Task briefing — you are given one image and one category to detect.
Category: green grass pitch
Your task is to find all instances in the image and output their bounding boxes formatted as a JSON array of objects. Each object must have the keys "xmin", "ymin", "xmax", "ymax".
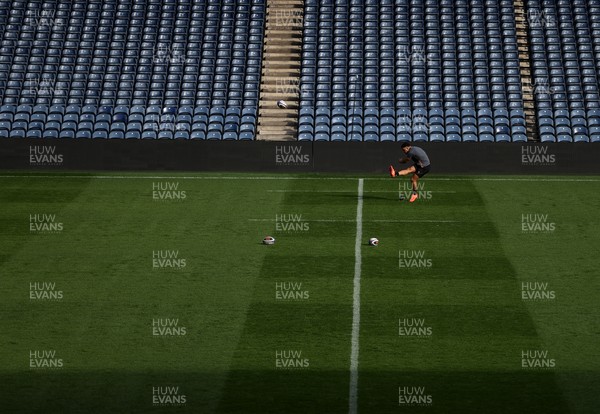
[{"xmin": 1, "ymin": 172, "xmax": 599, "ymax": 413}]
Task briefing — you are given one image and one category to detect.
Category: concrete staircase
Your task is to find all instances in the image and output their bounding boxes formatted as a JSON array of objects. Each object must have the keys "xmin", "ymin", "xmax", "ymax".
[
  {"xmin": 256, "ymin": 0, "xmax": 303, "ymax": 141},
  {"xmin": 514, "ymin": 0, "xmax": 540, "ymax": 142}
]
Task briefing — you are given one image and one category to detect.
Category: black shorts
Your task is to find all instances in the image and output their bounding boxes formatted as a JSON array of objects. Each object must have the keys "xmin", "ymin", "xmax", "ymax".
[{"xmin": 414, "ymin": 164, "xmax": 430, "ymax": 178}]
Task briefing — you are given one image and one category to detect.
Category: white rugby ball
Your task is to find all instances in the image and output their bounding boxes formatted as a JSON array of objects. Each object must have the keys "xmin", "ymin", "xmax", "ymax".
[
  {"xmin": 263, "ymin": 236, "xmax": 276, "ymax": 245},
  {"xmin": 368, "ymin": 237, "xmax": 379, "ymax": 246}
]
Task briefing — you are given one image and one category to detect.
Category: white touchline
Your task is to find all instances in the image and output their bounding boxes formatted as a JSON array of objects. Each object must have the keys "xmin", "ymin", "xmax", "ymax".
[
  {"xmin": 0, "ymin": 175, "xmax": 361, "ymax": 180},
  {"xmin": 266, "ymin": 189, "xmax": 457, "ymax": 193},
  {"xmin": 248, "ymin": 218, "xmax": 458, "ymax": 223},
  {"xmin": 349, "ymin": 178, "xmax": 363, "ymax": 414},
  {"xmin": 424, "ymin": 177, "xmax": 600, "ymax": 182},
  {"xmin": 0, "ymin": 175, "xmax": 599, "ymax": 182}
]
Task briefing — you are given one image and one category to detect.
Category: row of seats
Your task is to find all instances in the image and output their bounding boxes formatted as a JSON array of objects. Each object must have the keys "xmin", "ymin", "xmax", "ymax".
[
  {"xmin": 0, "ymin": 104, "xmax": 257, "ymax": 139},
  {"xmin": 298, "ymin": 0, "xmax": 528, "ymax": 141},
  {"xmin": 527, "ymin": 0, "xmax": 600, "ymax": 142},
  {"xmin": 0, "ymin": 0, "xmax": 265, "ymax": 140},
  {"xmin": 298, "ymin": 107, "xmax": 527, "ymax": 141}
]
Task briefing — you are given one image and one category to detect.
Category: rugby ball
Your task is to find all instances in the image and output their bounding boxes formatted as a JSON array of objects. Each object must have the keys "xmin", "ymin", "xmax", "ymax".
[
  {"xmin": 263, "ymin": 236, "xmax": 276, "ymax": 245},
  {"xmin": 368, "ymin": 237, "xmax": 379, "ymax": 246},
  {"xmin": 277, "ymin": 100, "xmax": 288, "ymax": 109}
]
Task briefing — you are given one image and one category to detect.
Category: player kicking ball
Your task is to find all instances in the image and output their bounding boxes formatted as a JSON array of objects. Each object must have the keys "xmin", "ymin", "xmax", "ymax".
[{"xmin": 389, "ymin": 142, "xmax": 431, "ymax": 203}]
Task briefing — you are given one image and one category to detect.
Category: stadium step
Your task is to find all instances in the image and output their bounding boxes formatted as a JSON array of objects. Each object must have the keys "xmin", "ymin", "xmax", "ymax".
[
  {"xmin": 256, "ymin": 0, "xmax": 303, "ymax": 141},
  {"xmin": 257, "ymin": 114, "xmax": 297, "ymax": 124},
  {"xmin": 256, "ymin": 130, "xmax": 298, "ymax": 140},
  {"xmin": 514, "ymin": 0, "xmax": 540, "ymax": 142},
  {"xmin": 262, "ymin": 60, "xmax": 301, "ymax": 69},
  {"xmin": 262, "ymin": 68, "xmax": 301, "ymax": 75}
]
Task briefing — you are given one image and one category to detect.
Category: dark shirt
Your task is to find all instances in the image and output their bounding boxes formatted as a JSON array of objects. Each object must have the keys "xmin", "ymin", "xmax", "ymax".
[{"xmin": 406, "ymin": 146, "xmax": 430, "ymax": 167}]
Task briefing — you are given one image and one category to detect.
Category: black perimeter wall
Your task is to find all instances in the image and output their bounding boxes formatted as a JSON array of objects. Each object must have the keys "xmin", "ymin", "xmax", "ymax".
[{"xmin": 1, "ymin": 138, "xmax": 599, "ymax": 174}]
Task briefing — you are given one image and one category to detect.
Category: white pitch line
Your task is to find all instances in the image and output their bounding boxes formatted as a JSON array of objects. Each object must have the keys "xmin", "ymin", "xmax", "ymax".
[
  {"xmin": 0, "ymin": 175, "xmax": 361, "ymax": 180},
  {"xmin": 349, "ymin": 178, "xmax": 363, "ymax": 414},
  {"xmin": 266, "ymin": 189, "xmax": 457, "ymax": 193},
  {"xmin": 248, "ymin": 218, "xmax": 458, "ymax": 223},
  {"xmin": 0, "ymin": 175, "xmax": 599, "ymax": 182},
  {"xmin": 267, "ymin": 189, "xmax": 372, "ymax": 193},
  {"xmin": 424, "ymin": 177, "xmax": 600, "ymax": 182}
]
